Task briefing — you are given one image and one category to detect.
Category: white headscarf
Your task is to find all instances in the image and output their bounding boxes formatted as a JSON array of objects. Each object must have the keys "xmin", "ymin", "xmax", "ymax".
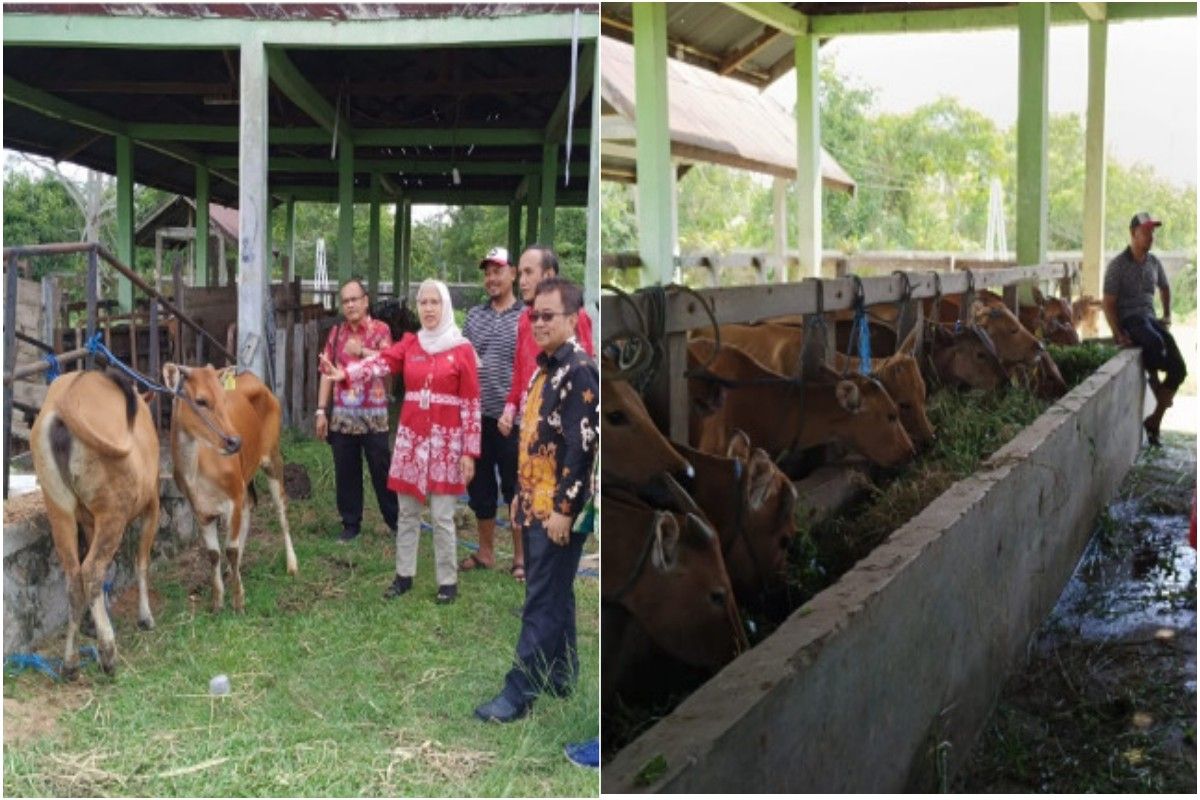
[{"xmin": 416, "ymin": 279, "xmax": 470, "ymax": 355}]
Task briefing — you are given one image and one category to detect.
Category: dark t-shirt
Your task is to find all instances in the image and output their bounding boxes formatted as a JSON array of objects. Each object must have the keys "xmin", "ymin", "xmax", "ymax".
[{"xmin": 1103, "ymin": 246, "xmax": 1168, "ymax": 323}]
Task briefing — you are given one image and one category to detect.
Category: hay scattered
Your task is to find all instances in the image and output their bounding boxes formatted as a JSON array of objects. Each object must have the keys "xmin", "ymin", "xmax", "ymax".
[{"xmin": 381, "ymin": 731, "xmax": 497, "ymax": 788}]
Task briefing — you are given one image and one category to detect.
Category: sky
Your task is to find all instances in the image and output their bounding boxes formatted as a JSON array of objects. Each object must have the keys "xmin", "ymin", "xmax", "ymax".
[{"xmin": 764, "ymin": 17, "xmax": 1197, "ymax": 189}]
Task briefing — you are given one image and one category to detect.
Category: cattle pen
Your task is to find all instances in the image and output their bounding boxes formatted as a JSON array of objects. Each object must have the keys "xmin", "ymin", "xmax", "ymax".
[{"xmin": 599, "ymin": 262, "xmax": 1159, "ymax": 792}]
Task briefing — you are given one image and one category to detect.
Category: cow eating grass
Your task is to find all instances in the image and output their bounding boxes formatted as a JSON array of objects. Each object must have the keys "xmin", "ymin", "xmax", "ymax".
[
  {"xmin": 164, "ymin": 363, "xmax": 297, "ymax": 613},
  {"xmin": 30, "ymin": 370, "xmax": 161, "ymax": 678}
]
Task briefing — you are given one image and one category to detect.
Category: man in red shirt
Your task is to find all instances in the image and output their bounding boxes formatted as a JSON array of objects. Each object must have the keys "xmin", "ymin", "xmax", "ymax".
[
  {"xmin": 497, "ymin": 245, "xmax": 594, "ymax": 438},
  {"xmin": 316, "ymin": 278, "xmax": 397, "ymax": 542}
]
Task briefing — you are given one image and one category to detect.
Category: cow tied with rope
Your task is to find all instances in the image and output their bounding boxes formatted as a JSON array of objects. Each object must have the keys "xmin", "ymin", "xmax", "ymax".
[{"xmin": 164, "ymin": 363, "xmax": 298, "ymax": 613}]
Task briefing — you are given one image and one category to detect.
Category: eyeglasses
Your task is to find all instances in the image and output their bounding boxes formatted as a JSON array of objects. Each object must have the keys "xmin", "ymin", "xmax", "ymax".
[
  {"xmin": 530, "ymin": 310, "xmax": 569, "ymax": 324},
  {"xmin": 341, "ymin": 295, "xmax": 366, "ymax": 306}
]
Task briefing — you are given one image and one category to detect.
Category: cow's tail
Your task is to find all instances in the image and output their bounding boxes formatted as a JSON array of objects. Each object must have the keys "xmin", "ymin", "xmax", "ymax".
[
  {"xmin": 33, "ymin": 410, "xmax": 79, "ymax": 513},
  {"xmin": 58, "ymin": 371, "xmax": 137, "ymax": 459}
]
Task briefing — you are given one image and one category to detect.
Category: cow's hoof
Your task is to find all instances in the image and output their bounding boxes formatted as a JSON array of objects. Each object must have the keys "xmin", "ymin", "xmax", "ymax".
[
  {"xmin": 62, "ymin": 663, "xmax": 80, "ymax": 682},
  {"xmin": 137, "ymin": 617, "xmax": 155, "ymax": 631}
]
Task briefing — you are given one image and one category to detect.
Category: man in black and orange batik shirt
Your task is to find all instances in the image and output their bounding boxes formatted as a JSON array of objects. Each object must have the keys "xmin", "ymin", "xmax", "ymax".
[{"xmin": 474, "ymin": 276, "xmax": 599, "ymax": 723}]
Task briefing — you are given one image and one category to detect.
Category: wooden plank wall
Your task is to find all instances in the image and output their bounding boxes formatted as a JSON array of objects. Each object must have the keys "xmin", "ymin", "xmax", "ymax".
[{"xmin": 10, "ymin": 278, "xmax": 47, "ymax": 444}]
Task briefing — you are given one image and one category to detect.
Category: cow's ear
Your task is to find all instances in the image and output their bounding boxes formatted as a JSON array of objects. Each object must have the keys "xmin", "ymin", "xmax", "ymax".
[
  {"xmin": 216, "ymin": 366, "xmax": 237, "ymax": 388},
  {"xmin": 835, "ymin": 380, "xmax": 862, "ymax": 414},
  {"xmin": 745, "ymin": 450, "xmax": 775, "ymax": 510},
  {"xmin": 650, "ymin": 512, "xmax": 680, "ymax": 572},
  {"xmin": 726, "ymin": 429, "xmax": 752, "ymax": 461},
  {"xmin": 897, "ymin": 326, "xmax": 919, "ymax": 355},
  {"xmin": 1031, "ymin": 286, "xmax": 1046, "ymax": 307}
]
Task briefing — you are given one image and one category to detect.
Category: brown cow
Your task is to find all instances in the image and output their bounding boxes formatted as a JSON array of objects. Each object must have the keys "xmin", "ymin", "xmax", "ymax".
[
  {"xmin": 30, "ymin": 371, "xmax": 160, "ymax": 677},
  {"xmin": 600, "ymin": 366, "xmax": 694, "ymax": 503},
  {"xmin": 687, "ymin": 340, "xmax": 917, "ymax": 467},
  {"xmin": 706, "ymin": 324, "xmax": 936, "ymax": 448},
  {"xmin": 928, "ymin": 290, "xmax": 1045, "ymax": 368},
  {"xmin": 671, "ymin": 436, "xmax": 797, "ymax": 605},
  {"xmin": 602, "ymin": 490, "xmax": 747, "ymax": 677},
  {"xmin": 1072, "ymin": 295, "xmax": 1105, "ymax": 339},
  {"xmin": 164, "ymin": 364, "xmax": 298, "ymax": 612},
  {"xmin": 1023, "ymin": 287, "xmax": 1081, "ymax": 346},
  {"xmin": 921, "ymin": 321, "xmax": 1010, "ymax": 391}
]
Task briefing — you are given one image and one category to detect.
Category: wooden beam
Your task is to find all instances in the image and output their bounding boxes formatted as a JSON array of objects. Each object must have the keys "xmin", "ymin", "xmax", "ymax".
[
  {"xmin": 195, "ymin": 166, "xmax": 210, "ymax": 287},
  {"xmin": 239, "ymin": 37, "xmax": 271, "ymax": 379},
  {"xmin": 545, "ymin": 41, "xmax": 597, "ymax": 143},
  {"xmin": 266, "ymin": 47, "xmax": 353, "ymax": 146},
  {"xmin": 808, "ymin": 5, "xmax": 1017, "ymax": 35},
  {"xmin": 206, "ymin": 155, "xmax": 584, "ymax": 175},
  {"xmin": 718, "ymin": 27, "xmax": 782, "ymax": 76},
  {"xmin": 1082, "ymin": 19, "xmax": 1109, "ymax": 297},
  {"xmin": 1016, "ymin": 4, "xmax": 1050, "ymax": 270},
  {"xmin": 633, "ymin": 2, "xmax": 675, "ymax": 286},
  {"xmin": 125, "ymin": 124, "xmax": 588, "ymax": 147},
  {"xmin": 724, "ymin": 3, "xmax": 808, "ymax": 36}
]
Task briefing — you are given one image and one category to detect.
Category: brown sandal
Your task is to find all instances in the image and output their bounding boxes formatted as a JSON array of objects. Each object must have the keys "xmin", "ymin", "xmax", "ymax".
[{"xmin": 459, "ymin": 553, "xmax": 493, "ymax": 571}]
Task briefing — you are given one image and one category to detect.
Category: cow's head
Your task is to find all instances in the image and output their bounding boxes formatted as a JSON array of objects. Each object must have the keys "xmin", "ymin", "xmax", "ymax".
[
  {"xmin": 162, "ymin": 363, "xmax": 243, "ymax": 455},
  {"xmin": 972, "ymin": 300, "xmax": 1044, "ymax": 366},
  {"xmin": 928, "ymin": 324, "xmax": 1010, "ymax": 391},
  {"xmin": 601, "ymin": 368, "xmax": 693, "ymax": 499},
  {"xmin": 875, "ymin": 346, "xmax": 936, "ymax": 448},
  {"xmin": 604, "ymin": 497, "xmax": 747, "ymax": 669},
  {"xmin": 737, "ymin": 446, "xmax": 797, "ymax": 595},
  {"xmin": 1041, "ymin": 297, "xmax": 1081, "ymax": 346},
  {"xmin": 829, "ymin": 371, "xmax": 917, "ymax": 468}
]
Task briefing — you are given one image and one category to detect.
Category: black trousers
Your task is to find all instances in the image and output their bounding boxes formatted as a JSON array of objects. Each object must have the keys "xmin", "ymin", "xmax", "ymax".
[
  {"xmin": 467, "ymin": 417, "xmax": 518, "ymax": 521},
  {"xmin": 502, "ymin": 521, "xmax": 586, "ymax": 706},
  {"xmin": 328, "ymin": 430, "xmax": 398, "ymax": 534},
  {"xmin": 1123, "ymin": 315, "xmax": 1187, "ymax": 393}
]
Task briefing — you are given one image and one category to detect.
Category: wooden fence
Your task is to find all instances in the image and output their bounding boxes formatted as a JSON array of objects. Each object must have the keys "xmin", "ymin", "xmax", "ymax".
[{"xmin": 600, "ymin": 262, "xmax": 1079, "ymax": 442}]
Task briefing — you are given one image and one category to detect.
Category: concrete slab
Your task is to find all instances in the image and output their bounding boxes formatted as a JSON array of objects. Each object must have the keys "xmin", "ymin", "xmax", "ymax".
[{"xmin": 604, "ymin": 349, "xmax": 1146, "ymax": 793}]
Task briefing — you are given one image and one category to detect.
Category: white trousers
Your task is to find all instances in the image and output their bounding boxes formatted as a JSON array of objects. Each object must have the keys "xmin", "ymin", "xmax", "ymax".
[{"xmin": 395, "ymin": 493, "xmax": 458, "ymax": 587}]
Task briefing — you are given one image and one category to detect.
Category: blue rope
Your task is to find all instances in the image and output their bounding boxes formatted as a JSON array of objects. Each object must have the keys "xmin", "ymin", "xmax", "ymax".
[
  {"xmin": 855, "ymin": 308, "xmax": 871, "ymax": 374},
  {"xmin": 5, "ymin": 646, "xmax": 99, "ymax": 683},
  {"xmin": 85, "ymin": 332, "xmax": 174, "ymax": 395},
  {"xmin": 42, "ymin": 352, "xmax": 62, "ymax": 383}
]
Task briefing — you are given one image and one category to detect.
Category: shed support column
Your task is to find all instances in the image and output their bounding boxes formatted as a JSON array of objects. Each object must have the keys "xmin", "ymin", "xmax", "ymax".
[
  {"xmin": 368, "ymin": 173, "xmax": 381, "ymax": 298},
  {"xmin": 526, "ymin": 175, "xmax": 541, "ymax": 245},
  {"xmin": 772, "ymin": 178, "xmax": 789, "ymax": 282},
  {"xmin": 283, "ymin": 194, "xmax": 296, "ymax": 283},
  {"xmin": 400, "ymin": 199, "xmax": 412, "ymax": 301},
  {"xmin": 393, "ymin": 198, "xmax": 404, "ymax": 299},
  {"xmin": 1082, "ymin": 18, "xmax": 1108, "ymax": 298},
  {"xmin": 794, "ymin": 34, "xmax": 822, "ymax": 278},
  {"xmin": 1017, "ymin": 2, "xmax": 1050, "ymax": 275},
  {"xmin": 115, "ymin": 135, "xmax": 134, "ymax": 311},
  {"xmin": 238, "ymin": 37, "xmax": 270, "ymax": 380},
  {"xmin": 585, "ymin": 42, "xmax": 601, "ymax": 346},
  {"xmin": 508, "ymin": 202, "xmax": 522, "ymax": 264},
  {"xmin": 338, "ymin": 140, "xmax": 355, "ymax": 284},
  {"xmin": 195, "ymin": 166, "xmax": 210, "ymax": 288},
  {"xmin": 540, "ymin": 143, "xmax": 559, "ymax": 245},
  {"xmin": 633, "ymin": 2, "xmax": 674, "ymax": 287}
]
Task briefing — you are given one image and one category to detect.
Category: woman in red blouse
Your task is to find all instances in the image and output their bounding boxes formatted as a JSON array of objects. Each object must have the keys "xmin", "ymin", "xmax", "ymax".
[{"xmin": 322, "ymin": 279, "xmax": 481, "ymax": 603}]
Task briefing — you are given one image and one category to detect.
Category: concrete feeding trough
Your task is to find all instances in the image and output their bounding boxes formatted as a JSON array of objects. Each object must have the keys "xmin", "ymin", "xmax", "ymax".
[{"xmin": 605, "ymin": 348, "xmax": 1145, "ymax": 793}]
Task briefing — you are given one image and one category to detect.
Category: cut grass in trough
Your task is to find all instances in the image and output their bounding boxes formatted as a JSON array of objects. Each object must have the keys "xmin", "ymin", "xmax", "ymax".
[{"xmin": 3, "ymin": 429, "xmax": 599, "ymax": 797}]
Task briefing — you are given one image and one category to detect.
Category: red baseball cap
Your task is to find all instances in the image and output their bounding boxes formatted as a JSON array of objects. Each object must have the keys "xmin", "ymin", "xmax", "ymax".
[
  {"xmin": 1129, "ymin": 212, "xmax": 1163, "ymax": 230},
  {"xmin": 479, "ymin": 246, "xmax": 510, "ymax": 269}
]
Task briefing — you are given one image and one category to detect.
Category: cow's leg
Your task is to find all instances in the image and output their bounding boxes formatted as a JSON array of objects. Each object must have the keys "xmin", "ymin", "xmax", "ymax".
[
  {"xmin": 45, "ymin": 501, "xmax": 84, "ymax": 680},
  {"xmin": 135, "ymin": 496, "xmax": 160, "ymax": 630},
  {"xmin": 225, "ymin": 495, "xmax": 248, "ymax": 613},
  {"xmin": 200, "ymin": 514, "xmax": 225, "ymax": 613},
  {"xmin": 79, "ymin": 515, "xmax": 124, "ymax": 675},
  {"xmin": 264, "ymin": 450, "xmax": 298, "ymax": 576}
]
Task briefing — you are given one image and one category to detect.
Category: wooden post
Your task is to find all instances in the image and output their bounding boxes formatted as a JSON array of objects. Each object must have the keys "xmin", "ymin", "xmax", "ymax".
[
  {"xmin": 290, "ymin": 321, "xmax": 305, "ymax": 427},
  {"xmin": 173, "ymin": 256, "xmax": 185, "ymax": 363},
  {"xmin": 239, "ymin": 36, "xmax": 270, "ymax": 378},
  {"xmin": 195, "ymin": 166, "xmax": 210, "ymax": 287},
  {"xmin": 338, "ymin": 140, "xmax": 355, "ymax": 285},
  {"xmin": 1081, "ymin": 19, "xmax": 1108, "ymax": 298},
  {"xmin": 540, "ymin": 142, "xmax": 559, "ymax": 245},
  {"xmin": 304, "ymin": 320, "xmax": 319, "ymax": 434},
  {"xmin": 115, "ymin": 135, "xmax": 134, "ymax": 312},
  {"xmin": 633, "ymin": 1, "xmax": 673, "ymax": 286},
  {"xmin": 368, "ymin": 173, "xmax": 382, "ymax": 298},
  {"xmin": 4, "ymin": 252, "xmax": 19, "ymax": 498},
  {"xmin": 149, "ymin": 296, "xmax": 161, "ymax": 429},
  {"xmin": 794, "ymin": 33, "xmax": 822, "ymax": 278}
]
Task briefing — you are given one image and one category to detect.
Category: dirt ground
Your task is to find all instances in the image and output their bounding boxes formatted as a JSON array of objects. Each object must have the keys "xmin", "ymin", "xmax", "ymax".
[{"xmin": 957, "ymin": 430, "xmax": 1197, "ymax": 793}]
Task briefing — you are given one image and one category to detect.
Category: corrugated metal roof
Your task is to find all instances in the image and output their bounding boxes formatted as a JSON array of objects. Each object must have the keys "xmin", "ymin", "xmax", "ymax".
[
  {"xmin": 5, "ymin": 4, "xmax": 595, "ymax": 21},
  {"xmin": 600, "ymin": 36, "xmax": 855, "ymax": 192}
]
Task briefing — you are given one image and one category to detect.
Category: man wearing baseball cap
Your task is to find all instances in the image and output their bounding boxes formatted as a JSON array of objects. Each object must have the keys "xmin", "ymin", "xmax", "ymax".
[
  {"xmin": 1102, "ymin": 212, "xmax": 1187, "ymax": 446},
  {"xmin": 460, "ymin": 246, "xmax": 524, "ymax": 573}
]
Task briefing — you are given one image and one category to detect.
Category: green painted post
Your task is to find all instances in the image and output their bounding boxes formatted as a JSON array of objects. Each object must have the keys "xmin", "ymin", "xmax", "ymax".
[
  {"xmin": 633, "ymin": 1, "xmax": 674, "ymax": 286},
  {"xmin": 283, "ymin": 194, "xmax": 296, "ymax": 282},
  {"xmin": 400, "ymin": 199, "xmax": 413, "ymax": 301},
  {"xmin": 1017, "ymin": 2, "xmax": 1049, "ymax": 276},
  {"xmin": 115, "ymin": 135, "xmax": 134, "ymax": 311},
  {"xmin": 195, "ymin": 165, "xmax": 210, "ymax": 288},
  {"xmin": 540, "ymin": 142, "xmax": 559, "ymax": 245},
  {"xmin": 1082, "ymin": 19, "xmax": 1108, "ymax": 298},
  {"xmin": 794, "ymin": 34, "xmax": 822, "ymax": 278},
  {"xmin": 338, "ymin": 140, "xmax": 355, "ymax": 283},
  {"xmin": 508, "ymin": 202, "xmax": 522, "ymax": 262},
  {"xmin": 368, "ymin": 173, "xmax": 381, "ymax": 298},
  {"xmin": 393, "ymin": 198, "xmax": 403, "ymax": 300},
  {"xmin": 526, "ymin": 174, "xmax": 541, "ymax": 245}
]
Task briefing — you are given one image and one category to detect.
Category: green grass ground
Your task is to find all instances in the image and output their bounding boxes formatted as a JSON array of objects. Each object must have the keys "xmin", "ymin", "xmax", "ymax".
[{"xmin": 3, "ymin": 430, "xmax": 599, "ymax": 797}]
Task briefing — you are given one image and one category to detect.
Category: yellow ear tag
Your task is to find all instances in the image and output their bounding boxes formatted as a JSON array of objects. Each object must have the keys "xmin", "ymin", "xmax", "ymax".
[{"xmin": 222, "ymin": 372, "xmax": 237, "ymax": 391}]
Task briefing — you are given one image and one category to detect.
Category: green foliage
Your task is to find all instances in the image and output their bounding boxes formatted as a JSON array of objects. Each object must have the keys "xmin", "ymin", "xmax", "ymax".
[
  {"xmin": 1170, "ymin": 259, "xmax": 1196, "ymax": 319},
  {"xmin": 2, "ymin": 169, "xmax": 82, "ymax": 277},
  {"xmin": 599, "ymin": 58, "xmax": 1197, "ymax": 263}
]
